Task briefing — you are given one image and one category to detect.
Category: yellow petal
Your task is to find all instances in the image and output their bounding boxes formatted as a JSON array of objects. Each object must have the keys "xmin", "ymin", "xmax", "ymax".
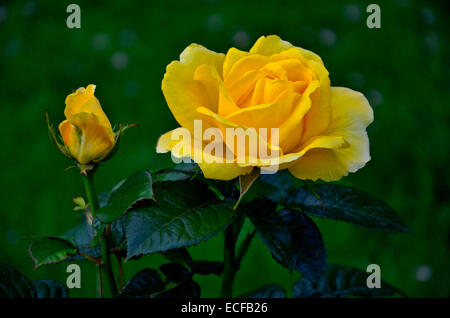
[
  {"xmin": 250, "ymin": 35, "xmax": 293, "ymax": 56},
  {"xmin": 193, "ymin": 64, "xmax": 241, "ymax": 119},
  {"xmin": 59, "ymin": 112, "xmax": 116, "ymax": 164},
  {"xmin": 278, "ymin": 80, "xmax": 320, "ymax": 152},
  {"xmin": 156, "ymin": 127, "xmax": 189, "ymax": 155},
  {"xmin": 223, "ymin": 47, "xmax": 249, "ymax": 79},
  {"xmin": 275, "ymin": 48, "xmax": 331, "ymax": 141},
  {"xmin": 327, "ymin": 87, "xmax": 374, "ymax": 128},
  {"xmin": 59, "ymin": 120, "xmax": 81, "ymax": 160},
  {"xmin": 180, "ymin": 44, "xmax": 225, "ymax": 77},
  {"xmin": 226, "ymin": 69, "xmax": 267, "ymax": 107},
  {"xmin": 282, "ymin": 135, "xmax": 348, "ymax": 165},
  {"xmin": 223, "ymin": 54, "xmax": 269, "ymax": 90},
  {"xmin": 251, "ymin": 35, "xmax": 324, "ymax": 65},
  {"xmin": 288, "ymin": 87, "xmax": 373, "ymax": 181},
  {"xmin": 199, "ymin": 160, "xmax": 252, "ymax": 181},
  {"xmin": 288, "ymin": 150, "xmax": 347, "ymax": 181},
  {"xmin": 197, "ymin": 106, "xmax": 282, "ymax": 161},
  {"xmin": 156, "ymin": 128, "xmax": 252, "ymax": 180},
  {"xmin": 266, "ymin": 57, "xmax": 315, "ymax": 83},
  {"xmin": 64, "ymin": 84, "xmax": 113, "ymax": 131},
  {"xmin": 301, "ymin": 67, "xmax": 331, "ymax": 141},
  {"xmin": 257, "ymin": 78, "xmax": 291, "ymax": 104},
  {"xmin": 162, "ymin": 44, "xmax": 225, "ymax": 131},
  {"xmin": 250, "ymin": 40, "xmax": 330, "ymax": 139},
  {"xmin": 237, "ymin": 135, "xmax": 347, "ymax": 169},
  {"xmin": 225, "ymin": 91, "xmax": 300, "ymax": 132}
]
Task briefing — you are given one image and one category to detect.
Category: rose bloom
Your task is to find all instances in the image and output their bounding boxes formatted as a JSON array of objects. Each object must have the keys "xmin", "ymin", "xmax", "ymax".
[
  {"xmin": 59, "ymin": 84, "xmax": 116, "ymax": 164},
  {"xmin": 157, "ymin": 35, "xmax": 373, "ymax": 181}
]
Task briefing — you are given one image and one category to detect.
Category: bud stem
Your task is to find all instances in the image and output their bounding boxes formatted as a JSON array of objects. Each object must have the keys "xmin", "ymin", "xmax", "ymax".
[{"xmin": 82, "ymin": 172, "xmax": 118, "ymax": 298}]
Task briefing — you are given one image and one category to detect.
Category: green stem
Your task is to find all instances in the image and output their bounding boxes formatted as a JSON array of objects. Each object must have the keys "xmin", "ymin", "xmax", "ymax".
[
  {"xmin": 82, "ymin": 172, "xmax": 118, "ymax": 297},
  {"xmin": 116, "ymin": 254, "xmax": 125, "ymax": 291},
  {"xmin": 220, "ymin": 213, "xmax": 245, "ymax": 297},
  {"xmin": 82, "ymin": 173, "xmax": 98, "ymax": 217},
  {"xmin": 221, "ymin": 226, "xmax": 236, "ymax": 297},
  {"xmin": 96, "ymin": 264, "xmax": 104, "ymax": 298},
  {"xmin": 235, "ymin": 229, "xmax": 257, "ymax": 270}
]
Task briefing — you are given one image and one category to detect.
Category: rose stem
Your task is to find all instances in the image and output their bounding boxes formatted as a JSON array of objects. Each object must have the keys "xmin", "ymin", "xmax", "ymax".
[{"xmin": 220, "ymin": 213, "xmax": 245, "ymax": 297}]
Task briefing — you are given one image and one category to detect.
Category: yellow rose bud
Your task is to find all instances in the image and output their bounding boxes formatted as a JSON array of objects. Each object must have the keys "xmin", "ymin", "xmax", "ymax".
[
  {"xmin": 157, "ymin": 35, "xmax": 373, "ymax": 181},
  {"xmin": 58, "ymin": 84, "xmax": 116, "ymax": 165}
]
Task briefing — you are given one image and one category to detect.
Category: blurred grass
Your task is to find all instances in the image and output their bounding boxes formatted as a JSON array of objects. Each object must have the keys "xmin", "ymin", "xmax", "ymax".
[{"xmin": 0, "ymin": 0, "xmax": 449, "ymax": 297}]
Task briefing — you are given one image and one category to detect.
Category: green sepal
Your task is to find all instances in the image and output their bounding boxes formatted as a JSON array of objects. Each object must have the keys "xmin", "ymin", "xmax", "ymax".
[
  {"xmin": 101, "ymin": 123, "xmax": 137, "ymax": 163},
  {"xmin": 45, "ymin": 110, "xmax": 72, "ymax": 159}
]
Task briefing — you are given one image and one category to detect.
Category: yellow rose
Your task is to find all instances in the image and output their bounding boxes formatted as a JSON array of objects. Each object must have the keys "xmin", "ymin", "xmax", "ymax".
[
  {"xmin": 157, "ymin": 35, "xmax": 373, "ymax": 181},
  {"xmin": 58, "ymin": 84, "xmax": 116, "ymax": 165}
]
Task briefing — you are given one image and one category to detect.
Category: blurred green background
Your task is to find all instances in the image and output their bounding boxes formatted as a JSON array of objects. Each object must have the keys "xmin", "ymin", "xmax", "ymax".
[{"xmin": 0, "ymin": 0, "xmax": 448, "ymax": 297}]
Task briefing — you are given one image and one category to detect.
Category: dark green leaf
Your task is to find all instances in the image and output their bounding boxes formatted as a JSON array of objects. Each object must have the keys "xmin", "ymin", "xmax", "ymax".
[
  {"xmin": 155, "ymin": 164, "xmax": 238, "ymax": 199},
  {"xmin": 98, "ymin": 178, "xmax": 127, "ymax": 208},
  {"xmin": 110, "ymin": 216, "xmax": 127, "ymax": 254},
  {"xmin": 287, "ymin": 185, "xmax": 411, "ymax": 233},
  {"xmin": 243, "ymin": 284, "xmax": 286, "ymax": 298},
  {"xmin": 64, "ymin": 217, "xmax": 101, "ymax": 259},
  {"xmin": 279, "ymin": 209, "xmax": 326, "ymax": 281},
  {"xmin": 246, "ymin": 200, "xmax": 326, "ymax": 281},
  {"xmin": 98, "ymin": 191, "xmax": 112, "ymax": 208},
  {"xmin": 162, "ymin": 248, "xmax": 193, "ymax": 268},
  {"xmin": 245, "ymin": 200, "xmax": 291, "ymax": 264},
  {"xmin": 28, "ymin": 237, "xmax": 77, "ymax": 269},
  {"xmin": 161, "ymin": 249, "xmax": 223, "ymax": 275},
  {"xmin": 292, "ymin": 276, "xmax": 316, "ymax": 298},
  {"xmin": 159, "ymin": 263, "xmax": 191, "ymax": 283},
  {"xmin": 97, "ymin": 170, "xmax": 154, "ymax": 223},
  {"xmin": 32, "ymin": 280, "xmax": 68, "ymax": 298},
  {"xmin": 256, "ymin": 170, "xmax": 295, "ymax": 203},
  {"xmin": 153, "ymin": 163, "xmax": 199, "ymax": 182},
  {"xmin": 191, "ymin": 261, "xmax": 224, "ymax": 276},
  {"xmin": 81, "ymin": 216, "xmax": 126, "ymax": 253},
  {"xmin": 293, "ymin": 264, "xmax": 405, "ymax": 298},
  {"xmin": 0, "ymin": 263, "xmax": 36, "ymax": 298},
  {"xmin": 154, "ymin": 280, "xmax": 201, "ymax": 298},
  {"xmin": 119, "ymin": 269, "xmax": 165, "ymax": 298},
  {"xmin": 125, "ymin": 180, "xmax": 236, "ymax": 259}
]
